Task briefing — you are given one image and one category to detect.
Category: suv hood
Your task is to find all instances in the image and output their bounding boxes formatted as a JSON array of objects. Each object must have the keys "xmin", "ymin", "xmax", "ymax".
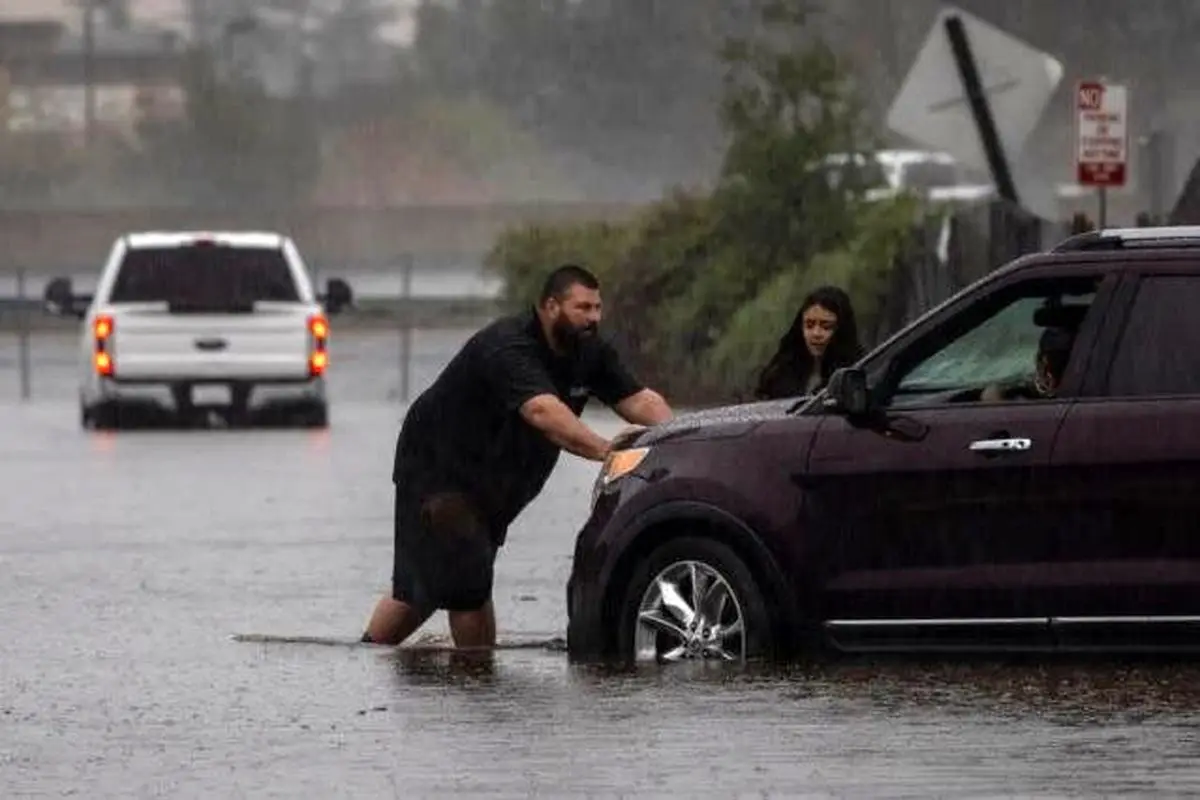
[{"xmin": 629, "ymin": 397, "xmax": 810, "ymax": 447}]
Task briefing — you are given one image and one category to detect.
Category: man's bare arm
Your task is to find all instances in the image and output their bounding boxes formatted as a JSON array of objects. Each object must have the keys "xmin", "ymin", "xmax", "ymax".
[
  {"xmin": 520, "ymin": 394, "xmax": 611, "ymax": 461},
  {"xmin": 614, "ymin": 388, "xmax": 673, "ymax": 426}
]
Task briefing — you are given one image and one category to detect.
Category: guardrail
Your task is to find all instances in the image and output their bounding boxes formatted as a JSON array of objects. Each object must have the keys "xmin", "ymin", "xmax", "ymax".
[
  {"xmin": 0, "ymin": 294, "xmax": 503, "ymax": 331},
  {"xmin": 0, "ymin": 262, "xmax": 506, "ymax": 403}
]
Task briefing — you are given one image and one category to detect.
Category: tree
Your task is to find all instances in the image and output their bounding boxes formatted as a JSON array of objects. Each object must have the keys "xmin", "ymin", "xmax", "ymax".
[
  {"xmin": 248, "ymin": 0, "xmax": 400, "ymax": 92},
  {"xmin": 714, "ymin": 0, "xmax": 878, "ymax": 269},
  {"xmin": 655, "ymin": 0, "xmax": 881, "ymax": 361},
  {"xmin": 405, "ymin": 0, "xmax": 747, "ymax": 197},
  {"xmin": 133, "ymin": 45, "xmax": 322, "ymax": 206},
  {"xmin": 309, "ymin": 0, "xmax": 401, "ymax": 88},
  {"xmin": 543, "ymin": 0, "xmax": 738, "ymax": 190},
  {"xmin": 485, "ymin": 0, "xmax": 917, "ymax": 403}
]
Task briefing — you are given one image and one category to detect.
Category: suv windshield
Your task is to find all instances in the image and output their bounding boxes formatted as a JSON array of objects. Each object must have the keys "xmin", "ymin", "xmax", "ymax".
[{"xmin": 108, "ymin": 244, "xmax": 299, "ymax": 311}]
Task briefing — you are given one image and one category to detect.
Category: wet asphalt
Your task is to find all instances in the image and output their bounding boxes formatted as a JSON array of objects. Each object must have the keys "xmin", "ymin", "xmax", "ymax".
[{"xmin": 3, "ymin": 328, "xmax": 1200, "ymax": 798}]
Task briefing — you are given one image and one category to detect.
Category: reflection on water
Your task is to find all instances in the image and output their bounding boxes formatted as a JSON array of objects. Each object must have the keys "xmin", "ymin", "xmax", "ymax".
[
  {"xmin": 772, "ymin": 658, "xmax": 1200, "ymax": 722},
  {"xmin": 387, "ymin": 646, "xmax": 1200, "ymax": 724},
  {"xmin": 367, "ymin": 651, "xmax": 1200, "ymax": 796},
  {"xmin": 390, "ymin": 647, "xmax": 499, "ymax": 683}
]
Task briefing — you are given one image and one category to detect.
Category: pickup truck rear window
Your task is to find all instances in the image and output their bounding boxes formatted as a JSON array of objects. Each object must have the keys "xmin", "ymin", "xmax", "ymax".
[{"xmin": 108, "ymin": 244, "xmax": 300, "ymax": 310}]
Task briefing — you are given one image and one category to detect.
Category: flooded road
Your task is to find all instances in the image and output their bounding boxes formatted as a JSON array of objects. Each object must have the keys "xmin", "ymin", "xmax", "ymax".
[{"xmin": 4, "ymin": 328, "xmax": 1200, "ymax": 797}]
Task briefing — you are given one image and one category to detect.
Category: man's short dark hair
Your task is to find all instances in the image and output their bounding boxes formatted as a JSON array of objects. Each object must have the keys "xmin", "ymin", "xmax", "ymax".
[{"xmin": 539, "ymin": 264, "xmax": 600, "ymax": 305}]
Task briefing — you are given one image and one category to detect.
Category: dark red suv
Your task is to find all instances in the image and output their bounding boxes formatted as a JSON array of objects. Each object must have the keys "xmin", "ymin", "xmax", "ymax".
[{"xmin": 567, "ymin": 225, "xmax": 1200, "ymax": 664}]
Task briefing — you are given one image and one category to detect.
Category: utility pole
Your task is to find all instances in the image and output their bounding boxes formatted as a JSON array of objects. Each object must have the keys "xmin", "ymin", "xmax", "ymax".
[
  {"xmin": 82, "ymin": 0, "xmax": 96, "ymax": 147},
  {"xmin": 187, "ymin": 0, "xmax": 209, "ymax": 44}
]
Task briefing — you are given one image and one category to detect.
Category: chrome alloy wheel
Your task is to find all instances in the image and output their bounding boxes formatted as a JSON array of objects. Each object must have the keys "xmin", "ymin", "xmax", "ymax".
[{"xmin": 633, "ymin": 559, "xmax": 746, "ymax": 663}]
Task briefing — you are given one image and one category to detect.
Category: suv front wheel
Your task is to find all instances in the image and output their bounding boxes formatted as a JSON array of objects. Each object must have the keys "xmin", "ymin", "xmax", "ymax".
[{"xmin": 617, "ymin": 536, "xmax": 773, "ymax": 664}]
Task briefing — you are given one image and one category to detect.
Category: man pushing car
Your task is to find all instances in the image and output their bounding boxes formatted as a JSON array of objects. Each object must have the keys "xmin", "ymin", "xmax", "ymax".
[{"xmin": 362, "ymin": 264, "xmax": 673, "ymax": 648}]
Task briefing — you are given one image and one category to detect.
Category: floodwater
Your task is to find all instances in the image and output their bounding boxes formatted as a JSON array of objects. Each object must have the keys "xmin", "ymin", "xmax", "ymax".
[{"xmin": 4, "ymin": 328, "xmax": 1200, "ymax": 797}]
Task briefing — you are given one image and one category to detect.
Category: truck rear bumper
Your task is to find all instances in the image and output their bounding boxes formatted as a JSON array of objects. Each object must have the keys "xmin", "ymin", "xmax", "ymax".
[{"xmin": 85, "ymin": 375, "xmax": 325, "ymax": 412}]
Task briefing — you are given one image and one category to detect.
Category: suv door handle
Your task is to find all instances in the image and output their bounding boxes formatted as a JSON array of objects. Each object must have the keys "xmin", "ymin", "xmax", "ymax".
[{"xmin": 968, "ymin": 437, "xmax": 1031, "ymax": 453}]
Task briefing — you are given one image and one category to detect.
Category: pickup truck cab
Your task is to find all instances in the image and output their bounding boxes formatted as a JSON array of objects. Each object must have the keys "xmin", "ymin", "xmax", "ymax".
[{"xmin": 44, "ymin": 231, "xmax": 353, "ymax": 430}]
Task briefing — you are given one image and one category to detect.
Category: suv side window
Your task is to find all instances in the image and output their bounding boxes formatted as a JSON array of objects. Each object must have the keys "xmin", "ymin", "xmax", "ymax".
[
  {"xmin": 877, "ymin": 275, "xmax": 1103, "ymax": 409},
  {"xmin": 1106, "ymin": 275, "xmax": 1200, "ymax": 397}
]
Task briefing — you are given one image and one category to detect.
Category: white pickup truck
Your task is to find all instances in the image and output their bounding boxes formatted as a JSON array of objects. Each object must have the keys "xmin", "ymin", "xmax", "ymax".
[{"xmin": 43, "ymin": 231, "xmax": 353, "ymax": 430}]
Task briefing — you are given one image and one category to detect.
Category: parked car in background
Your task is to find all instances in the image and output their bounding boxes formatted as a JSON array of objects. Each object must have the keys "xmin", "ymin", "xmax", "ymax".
[
  {"xmin": 822, "ymin": 148, "xmax": 993, "ymax": 204},
  {"xmin": 823, "ymin": 149, "xmax": 1133, "ymax": 222},
  {"xmin": 44, "ymin": 231, "xmax": 353, "ymax": 430},
  {"xmin": 568, "ymin": 225, "xmax": 1200, "ymax": 665}
]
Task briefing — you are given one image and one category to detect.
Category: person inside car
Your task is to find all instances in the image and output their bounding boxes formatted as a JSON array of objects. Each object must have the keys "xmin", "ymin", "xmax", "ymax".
[
  {"xmin": 754, "ymin": 285, "xmax": 865, "ymax": 400},
  {"xmin": 981, "ymin": 325, "xmax": 1076, "ymax": 402}
]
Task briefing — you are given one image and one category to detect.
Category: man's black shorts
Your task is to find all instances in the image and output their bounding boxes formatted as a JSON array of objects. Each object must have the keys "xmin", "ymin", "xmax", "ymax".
[{"xmin": 392, "ymin": 483, "xmax": 498, "ymax": 613}]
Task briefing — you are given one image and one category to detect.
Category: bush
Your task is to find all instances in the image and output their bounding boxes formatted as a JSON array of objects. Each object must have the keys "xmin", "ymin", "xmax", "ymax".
[
  {"xmin": 484, "ymin": 189, "xmax": 723, "ymax": 398},
  {"xmin": 485, "ymin": 192, "xmax": 924, "ymax": 406},
  {"xmin": 485, "ymin": 219, "xmax": 638, "ymax": 310}
]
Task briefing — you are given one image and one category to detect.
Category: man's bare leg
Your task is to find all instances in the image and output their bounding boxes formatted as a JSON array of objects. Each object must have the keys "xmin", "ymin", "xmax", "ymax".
[
  {"xmin": 448, "ymin": 599, "xmax": 496, "ymax": 648},
  {"xmin": 362, "ymin": 594, "xmax": 431, "ymax": 645},
  {"xmin": 483, "ymin": 601, "xmax": 496, "ymax": 644}
]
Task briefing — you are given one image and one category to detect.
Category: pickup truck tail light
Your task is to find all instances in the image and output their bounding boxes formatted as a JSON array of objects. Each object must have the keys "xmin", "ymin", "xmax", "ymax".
[
  {"xmin": 93, "ymin": 314, "xmax": 114, "ymax": 376},
  {"xmin": 308, "ymin": 313, "xmax": 329, "ymax": 377}
]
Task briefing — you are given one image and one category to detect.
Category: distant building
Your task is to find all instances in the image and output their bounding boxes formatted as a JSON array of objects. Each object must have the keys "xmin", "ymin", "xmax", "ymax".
[
  {"xmin": 186, "ymin": 0, "xmax": 412, "ymax": 99},
  {"xmin": 0, "ymin": 5, "xmax": 185, "ymax": 139}
]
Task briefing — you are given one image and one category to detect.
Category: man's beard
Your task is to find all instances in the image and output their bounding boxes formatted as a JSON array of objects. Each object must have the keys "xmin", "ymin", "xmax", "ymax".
[{"xmin": 553, "ymin": 316, "xmax": 598, "ymax": 355}]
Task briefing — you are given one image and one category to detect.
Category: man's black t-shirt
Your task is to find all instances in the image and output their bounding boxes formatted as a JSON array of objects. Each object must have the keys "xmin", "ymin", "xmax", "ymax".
[{"xmin": 392, "ymin": 308, "xmax": 643, "ymax": 544}]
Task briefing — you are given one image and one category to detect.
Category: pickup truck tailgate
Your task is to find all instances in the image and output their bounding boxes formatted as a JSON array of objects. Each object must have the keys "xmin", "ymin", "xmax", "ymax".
[{"xmin": 110, "ymin": 306, "xmax": 312, "ymax": 381}]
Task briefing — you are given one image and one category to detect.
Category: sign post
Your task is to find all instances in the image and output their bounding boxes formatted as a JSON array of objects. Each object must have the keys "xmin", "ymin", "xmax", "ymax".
[{"xmin": 1075, "ymin": 80, "xmax": 1128, "ymax": 227}]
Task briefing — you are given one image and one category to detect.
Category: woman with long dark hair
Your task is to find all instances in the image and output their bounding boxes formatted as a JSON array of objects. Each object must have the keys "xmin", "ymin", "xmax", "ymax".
[{"xmin": 754, "ymin": 285, "xmax": 865, "ymax": 400}]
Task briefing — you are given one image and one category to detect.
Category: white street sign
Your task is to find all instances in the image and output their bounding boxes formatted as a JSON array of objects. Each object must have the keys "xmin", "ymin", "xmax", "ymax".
[{"xmin": 886, "ymin": 6, "xmax": 1063, "ymax": 175}]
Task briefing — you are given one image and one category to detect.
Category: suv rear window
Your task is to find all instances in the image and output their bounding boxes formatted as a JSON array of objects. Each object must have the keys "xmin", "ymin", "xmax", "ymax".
[{"xmin": 108, "ymin": 244, "xmax": 299, "ymax": 311}]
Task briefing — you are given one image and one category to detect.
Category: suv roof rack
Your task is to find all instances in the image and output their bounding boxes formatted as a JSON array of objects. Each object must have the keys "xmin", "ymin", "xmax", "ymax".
[{"xmin": 1052, "ymin": 225, "xmax": 1200, "ymax": 252}]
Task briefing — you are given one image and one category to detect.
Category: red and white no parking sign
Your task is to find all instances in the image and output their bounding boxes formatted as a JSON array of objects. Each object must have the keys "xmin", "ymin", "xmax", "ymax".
[{"xmin": 1076, "ymin": 80, "xmax": 1128, "ymax": 188}]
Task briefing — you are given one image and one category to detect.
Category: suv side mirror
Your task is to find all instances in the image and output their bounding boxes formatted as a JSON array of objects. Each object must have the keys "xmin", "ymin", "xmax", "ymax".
[
  {"xmin": 44, "ymin": 276, "xmax": 82, "ymax": 318},
  {"xmin": 824, "ymin": 366, "xmax": 871, "ymax": 417},
  {"xmin": 321, "ymin": 277, "xmax": 353, "ymax": 314}
]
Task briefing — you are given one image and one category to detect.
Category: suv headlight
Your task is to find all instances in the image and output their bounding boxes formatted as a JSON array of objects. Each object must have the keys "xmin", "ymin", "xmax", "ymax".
[
  {"xmin": 591, "ymin": 446, "xmax": 651, "ymax": 507},
  {"xmin": 601, "ymin": 447, "xmax": 650, "ymax": 485}
]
